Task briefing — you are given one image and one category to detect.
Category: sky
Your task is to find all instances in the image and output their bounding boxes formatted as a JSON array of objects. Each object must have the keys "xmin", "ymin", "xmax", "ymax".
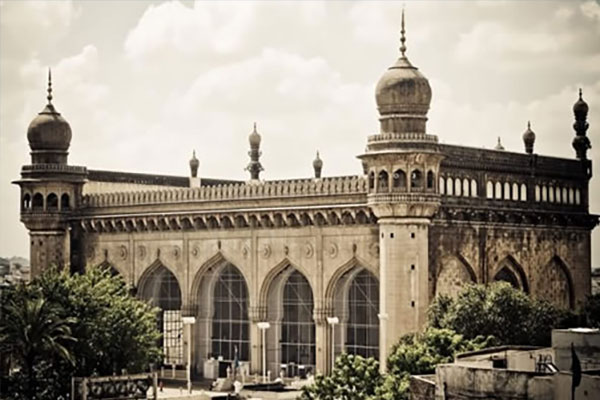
[{"xmin": 1, "ymin": 0, "xmax": 599, "ymax": 266}]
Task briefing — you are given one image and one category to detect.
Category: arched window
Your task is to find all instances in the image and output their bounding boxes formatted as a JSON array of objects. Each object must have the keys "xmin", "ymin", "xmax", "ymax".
[
  {"xmin": 535, "ymin": 185, "xmax": 540, "ymax": 202},
  {"xmin": 562, "ymin": 188, "xmax": 568, "ymax": 205},
  {"xmin": 61, "ymin": 193, "xmax": 70, "ymax": 210},
  {"xmin": 47, "ymin": 193, "xmax": 58, "ymax": 211},
  {"xmin": 512, "ymin": 183, "xmax": 519, "ymax": 201},
  {"xmin": 392, "ymin": 169, "xmax": 407, "ymax": 190},
  {"xmin": 211, "ymin": 265, "xmax": 249, "ymax": 362},
  {"xmin": 575, "ymin": 188, "xmax": 581, "ymax": 205},
  {"xmin": 471, "ymin": 179, "xmax": 478, "ymax": 197},
  {"xmin": 542, "ymin": 186, "xmax": 548, "ymax": 202},
  {"xmin": 22, "ymin": 193, "xmax": 31, "ymax": 210},
  {"xmin": 555, "ymin": 187, "xmax": 562, "ymax": 204},
  {"xmin": 454, "ymin": 178, "xmax": 462, "ymax": 197},
  {"xmin": 569, "ymin": 188, "xmax": 574, "ymax": 204},
  {"xmin": 494, "ymin": 268, "xmax": 521, "ymax": 290},
  {"xmin": 368, "ymin": 172, "xmax": 375, "ymax": 190},
  {"xmin": 378, "ymin": 170, "xmax": 389, "ymax": 192},
  {"xmin": 549, "ymin": 186, "xmax": 555, "ymax": 203},
  {"xmin": 520, "ymin": 184, "xmax": 527, "ymax": 201},
  {"xmin": 411, "ymin": 169, "xmax": 423, "ymax": 189},
  {"xmin": 440, "ymin": 177, "xmax": 446, "ymax": 195},
  {"xmin": 503, "ymin": 182, "xmax": 510, "ymax": 200},
  {"xmin": 462, "ymin": 178, "xmax": 469, "ymax": 197},
  {"xmin": 486, "ymin": 181, "xmax": 494, "ymax": 199},
  {"xmin": 32, "ymin": 193, "xmax": 44, "ymax": 211},
  {"xmin": 346, "ymin": 270, "xmax": 379, "ymax": 358},
  {"xmin": 281, "ymin": 271, "xmax": 315, "ymax": 369},
  {"xmin": 426, "ymin": 171, "xmax": 435, "ymax": 189},
  {"xmin": 140, "ymin": 264, "xmax": 183, "ymax": 365},
  {"xmin": 495, "ymin": 182, "xmax": 502, "ymax": 199},
  {"xmin": 447, "ymin": 177, "xmax": 454, "ymax": 196}
]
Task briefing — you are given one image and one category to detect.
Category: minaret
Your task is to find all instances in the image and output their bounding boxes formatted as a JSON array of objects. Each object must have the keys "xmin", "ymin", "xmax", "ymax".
[
  {"xmin": 189, "ymin": 150, "xmax": 200, "ymax": 188},
  {"xmin": 246, "ymin": 122, "xmax": 263, "ymax": 181},
  {"xmin": 313, "ymin": 151, "xmax": 323, "ymax": 179},
  {"xmin": 13, "ymin": 71, "xmax": 87, "ymax": 277},
  {"xmin": 358, "ymin": 9, "xmax": 443, "ymax": 372},
  {"xmin": 523, "ymin": 121, "xmax": 535, "ymax": 154},
  {"xmin": 494, "ymin": 137, "xmax": 505, "ymax": 150},
  {"xmin": 572, "ymin": 89, "xmax": 591, "ymax": 160}
]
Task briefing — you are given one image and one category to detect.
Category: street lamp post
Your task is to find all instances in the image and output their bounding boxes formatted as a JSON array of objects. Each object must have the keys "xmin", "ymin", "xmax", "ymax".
[
  {"xmin": 182, "ymin": 316, "xmax": 196, "ymax": 394},
  {"xmin": 257, "ymin": 322, "xmax": 271, "ymax": 383},
  {"xmin": 327, "ymin": 317, "xmax": 339, "ymax": 374}
]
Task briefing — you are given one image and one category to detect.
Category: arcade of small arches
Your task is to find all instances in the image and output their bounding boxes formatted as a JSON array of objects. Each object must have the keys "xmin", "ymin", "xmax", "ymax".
[
  {"xmin": 368, "ymin": 168, "xmax": 436, "ymax": 192},
  {"xmin": 440, "ymin": 176, "xmax": 478, "ymax": 198},
  {"xmin": 21, "ymin": 191, "xmax": 70, "ymax": 212},
  {"xmin": 107, "ymin": 257, "xmax": 380, "ymax": 376},
  {"xmin": 534, "ymin": 184, "xmax": 582, "ymax": 205},
  {"xmin": 434, "ymin": 254, "xmax": 574, "ymax": 309}
]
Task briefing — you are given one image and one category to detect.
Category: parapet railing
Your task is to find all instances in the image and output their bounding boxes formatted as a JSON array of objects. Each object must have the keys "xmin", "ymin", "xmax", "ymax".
[
  {"xmin": 367, "ymin": 132, "xmax": 439, "ymax": 143},
  {"xmin": 22, "ymin": 164, "xmax": 87, "ymax": 174},
  {"xmin": 83, "ymin": 175, "xmax": 368, "ymax": 208}
]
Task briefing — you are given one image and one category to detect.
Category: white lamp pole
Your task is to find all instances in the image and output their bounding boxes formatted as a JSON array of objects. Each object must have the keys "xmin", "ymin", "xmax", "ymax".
[
  {"xmin": 327, "ymin": 317, "xmax": 339, "ymax": 374},
  {"xmin": 182, "ymin": 316, "xmax": 196, "ymax": 394},
  {"xmin": 257, "ymin": 322, "xmax": 271, "ymax": 383}
]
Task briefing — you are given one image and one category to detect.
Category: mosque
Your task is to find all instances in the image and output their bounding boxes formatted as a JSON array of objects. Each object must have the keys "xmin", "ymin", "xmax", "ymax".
[{"xmin": 14, "ymin": 13, "xmax": 597, "ymax": 377}]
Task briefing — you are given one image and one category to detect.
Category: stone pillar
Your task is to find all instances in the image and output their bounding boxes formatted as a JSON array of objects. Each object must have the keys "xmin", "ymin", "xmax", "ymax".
[
  {"xmin": 248, "ymin": 306, "xmax": 266, "ymax": 375},
  {"xmin": 29, "ymin": 230, "xmax": 69, "ymax": 277},
  {"xmin": 313, "ymin": 307, "xmax": 329, "ymax": 375},
  {"xmin": 378, "ymin": 218, "xmax": 431, "ymax": 372}
]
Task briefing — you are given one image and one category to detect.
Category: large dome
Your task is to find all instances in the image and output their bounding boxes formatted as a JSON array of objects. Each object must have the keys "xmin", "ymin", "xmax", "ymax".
[
  {"xmin": 375, "ymin": 57, "xmax": 431, "ymax": 116},
  {"xmin": 374, "ymin": 10, "xmax": 431, "ymax": 135},
  {"xmin": 27, "ymin": 103, "xmax": 72, "ymax": 152}
]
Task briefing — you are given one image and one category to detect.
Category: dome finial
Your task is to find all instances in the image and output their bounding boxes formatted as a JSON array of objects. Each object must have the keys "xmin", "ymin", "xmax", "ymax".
[
  {"xmin": 400, "ymin": 7, "xmax": 407, "ymax": 57},
  {"xmin": 494, "ymin": 136, "xmax": 505, "ymax": 150},
  {"xmin": 527, "ymin": 120, "xmax": 530, "ymax": 129},
  {"xmin": 579, "ymin": 88, "xmax": 583, "ymax": 100},
  {"xmin": 47, "ymin": 68, "xmax": 53, "ymax": 105}
]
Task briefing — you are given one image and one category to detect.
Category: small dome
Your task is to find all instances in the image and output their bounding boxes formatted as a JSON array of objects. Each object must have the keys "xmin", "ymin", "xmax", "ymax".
[
  {"xmin": 189, "ymin": 150, "xmax": 199, "ymax": 178},
  {"xmin": 522, "ymin": 121, "xmax": 535, "ymax": 154},
  {"xmin": 312, "ymin": 151, "xmax": 323, "ymax": 169},
  {"xmin": 27, "ymin": 71, "xmax": 72, "ymax": 154},
  {"xmin": 494, "ymin": 137, "xmax": 505, "ymax": 151},
  {"xmin": 249, "ymin": 122, "xmax": 261, "ymax": 147},
  {"xmin": 573, "ymin": 88, "xmax": 588, "ymax": 117}
]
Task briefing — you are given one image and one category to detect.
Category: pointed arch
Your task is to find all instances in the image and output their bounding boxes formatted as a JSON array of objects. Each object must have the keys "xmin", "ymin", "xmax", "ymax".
[
  {"xmin": 324, "ymin": 256, "xmax": 378, "ymax": 310},
  {"xmin": 492, "ymin": 255, "xmax": 528, "ymax": 293},
  {"xmin": 536, "ymin": 256, "xmax": 574, "ymax": 309},
  {"xmin": 435, "ymin": 254, "xmax": 477, "ymax": 298},
  {"xmin": 259, "ymin": 258, "xmax": 314, "ymax": 310}
]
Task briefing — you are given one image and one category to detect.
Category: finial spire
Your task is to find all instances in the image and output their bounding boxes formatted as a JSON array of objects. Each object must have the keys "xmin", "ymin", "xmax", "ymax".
[
  {"xmin": 527, "ymin": 120, "xmax": 531, "ymax": 129},
  {"xmin": 253, "ymin": 121, "xmax": 257, "ymax": 132},
  {"xmin": 400, "ymin": 7, "xmax": 407, "ymax": 57},
  {"xmin": 47, "ymin": 68, "xmax": 53, "ymax": 105},
  {"xmin": 579, "ymin": 88, "xmax": 582, "ymax": 100}
]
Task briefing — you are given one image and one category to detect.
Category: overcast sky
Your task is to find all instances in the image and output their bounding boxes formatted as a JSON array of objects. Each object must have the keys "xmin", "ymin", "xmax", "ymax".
[{"xmin": 1, "ymin": 0, "xmax": 599, "ymax": 266}]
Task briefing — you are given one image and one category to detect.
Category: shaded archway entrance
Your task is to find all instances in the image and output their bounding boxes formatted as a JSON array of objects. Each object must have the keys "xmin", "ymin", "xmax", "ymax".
[
  {"xmin": 139, "ymin": 263, "xmax": 183, "ymax": 365},
  {"xmin": 265, "ymin": 266, "xmax": 315, "ymax": 377},
  {"xmin": 332, "ymin": 267, "xmax": 379, "ymax": 360},
  {"xmin": 492, "ymin": 257, "xmax": 528, "ymax": 293}
]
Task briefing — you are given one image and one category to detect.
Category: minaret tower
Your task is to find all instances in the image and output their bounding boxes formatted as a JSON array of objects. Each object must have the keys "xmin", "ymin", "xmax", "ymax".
[
  {"xmin": 13, "ymin": 71, "xmax": 87, "ymax": 277},
  {"xmin": 358, "ymin": 10, "xmax": 443, "ymax": 372},
  {"xmin": 246, "ymin": 122, "xmax": 264, "ymax": 181}
]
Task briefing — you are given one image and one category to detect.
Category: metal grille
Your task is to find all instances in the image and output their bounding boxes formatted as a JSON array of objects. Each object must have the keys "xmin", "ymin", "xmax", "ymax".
[
  {"xmin": 346, "ymin": 270, "xmax": 379, "ymax": 359},
  {"xmin": 211, "ymin": 264, "xmax": 250, "ymax": 361},
  {"xmin": 281, "ymin": 270, "xmax": 315, "ymax": 368}
]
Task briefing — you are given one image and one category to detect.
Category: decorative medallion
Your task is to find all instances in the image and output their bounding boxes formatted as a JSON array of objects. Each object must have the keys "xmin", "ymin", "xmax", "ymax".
[
  {"xmin": 284, "ymin": 245, "xmax": 289, "ymax": 256},
  {"xmin": 242, "ymin": 245, "xmax": 249, "ymax": 259},
  {"xmin": 328, "ymin": 243, "xmax": 338, "ymax": 259},
  {"xmin": 173, "ymin": 246, "xmax": 181, "ymax": 260},
  {"xmin": 137, "ymin": 245, "xmax": 146, "ymax": 260},
  {"xmin": 369, "ymin": 242, "xmax": 380, "ymax": 258},
  {"xmin": 191, "ymin": 246, "xmax": 199, "ymax": 258},
  {"xmin": 262, "ymin": 244, "xmax": 271, "ymax": 259},
  {"xmin": 119, "ymin": 245, "xmax": 128, "ymax": 260},
  {"xmin": 304, "ymin": 243, "xmax": 314, "ymax": 258}
]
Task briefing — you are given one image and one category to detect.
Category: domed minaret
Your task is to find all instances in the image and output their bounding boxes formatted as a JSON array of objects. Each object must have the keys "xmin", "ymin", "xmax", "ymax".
[
  {"xmin": 189, "ymin": 150, "xmax": 200, "ymax": 188},
  {"xmin": 13, "ymin": 70, "xmax": 87, "ymax": 277},
  {"xmin": 572, "ymin": 89, "xmax": 591, "ymax": 161},
  {"xmin": 523, "ymin": 121, "xmax": 535, "ymax": 154},
  {"xmin": 246, "ymin": 122, "xmax": 264, "ymax": 181},
  {"xmin": 358, "ymin": 10, "xmax": 444, "ymax": 372},
  {"xmin": 313, "ymin": 151, "xmax": 323, "ymax": 179}
]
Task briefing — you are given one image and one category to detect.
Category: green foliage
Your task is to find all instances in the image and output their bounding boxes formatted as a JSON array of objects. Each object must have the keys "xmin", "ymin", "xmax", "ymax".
[
  {"xmin": 428, "ymin": 282, "xmax": 575, "ymax": 346},
  {"xmin": 582, "ymin": 293, "xmax": 600, "ymax": 328},
  {"xmin": 374, "ymin": 373, "xmax": 410, "ymax": 400},
  {"xmin": 301, "ymin": 353, "xmax": 382, "ymax": 400},
  {"xmin": 0, "ymin": 266, "xmax": 162, "ymax": 399}
]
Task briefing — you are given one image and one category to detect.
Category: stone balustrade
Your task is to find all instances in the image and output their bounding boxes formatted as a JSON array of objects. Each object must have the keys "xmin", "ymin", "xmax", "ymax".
[{"xmin": 83, "ymin": 175, "xmax": 368, "ymax": 208}]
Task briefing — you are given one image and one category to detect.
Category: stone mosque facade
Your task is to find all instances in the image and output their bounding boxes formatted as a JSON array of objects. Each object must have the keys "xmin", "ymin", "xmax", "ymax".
[{"xmin": 14, "ymin": 15, "xmax": 597, "ymax": 377}]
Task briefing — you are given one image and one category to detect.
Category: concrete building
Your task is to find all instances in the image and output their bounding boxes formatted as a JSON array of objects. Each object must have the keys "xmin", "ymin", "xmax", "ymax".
[
  {"xmin": 410, "ymin": 328, "xmax": 600, "ymax": 400},
  {"xmin": 13, "ymin": 13, "xmax": 597, "ymax": 378}
]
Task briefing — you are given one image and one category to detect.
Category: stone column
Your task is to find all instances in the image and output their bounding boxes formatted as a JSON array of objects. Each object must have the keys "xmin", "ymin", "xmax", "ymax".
[
  {"xmin": 248, "ymin": 306, "xmax": 266, "ymax": 375},
  {"xmin": 313, "ymin": 307, "xmax": 329, "ymax": 375}
]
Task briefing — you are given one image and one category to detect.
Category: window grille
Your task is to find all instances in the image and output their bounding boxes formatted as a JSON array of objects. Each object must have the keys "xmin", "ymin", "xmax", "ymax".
[{"xmin": 281, "ymin": 271, "xmax": 315, "ymax": 368}]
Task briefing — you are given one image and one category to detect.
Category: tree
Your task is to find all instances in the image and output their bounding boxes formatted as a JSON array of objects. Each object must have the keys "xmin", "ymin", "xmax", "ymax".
[
  {"xmin": 428, "ymin": 282, "xmax": 574, "ymax": 346},
  {"xmin": 0, "ymin": 295, "xmax": 75, "ymax": 400},
  {"xmin": 582, "ymin": 293, "xmax": 600, "ymax": 328},
  {"xmin": 301, "ymin": 353, "xmax": 382, "ymax": 400},
  {"xmin": 0, "ymin": 267, "xmax": 162, "ymax": 399}
]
